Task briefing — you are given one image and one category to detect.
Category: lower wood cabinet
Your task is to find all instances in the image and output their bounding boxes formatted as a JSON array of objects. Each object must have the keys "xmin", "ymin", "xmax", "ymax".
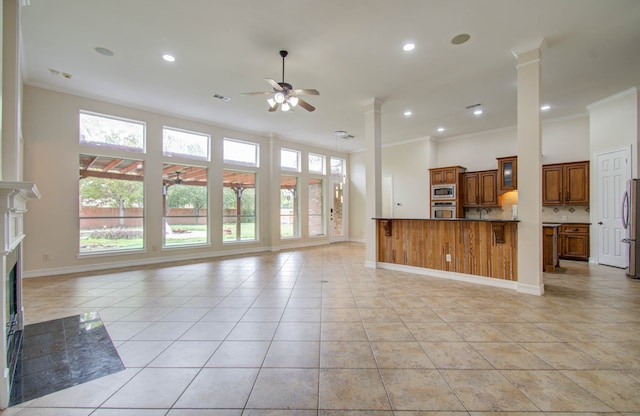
[{"xmin": 559, "ymin": 223, "xmax": 589, "ymax": 261}]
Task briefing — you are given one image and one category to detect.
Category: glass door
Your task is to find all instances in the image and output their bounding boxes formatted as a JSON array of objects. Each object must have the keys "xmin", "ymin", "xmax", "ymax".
[{"xmin": 330, "ymin": 176, "xmax": 347, "ymax": 242}]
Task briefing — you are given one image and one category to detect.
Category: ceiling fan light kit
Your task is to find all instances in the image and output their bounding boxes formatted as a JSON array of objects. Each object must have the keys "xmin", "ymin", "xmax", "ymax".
[{"xmin": 241, "ymin": 50, "xmax": 319, "ymax": 112}]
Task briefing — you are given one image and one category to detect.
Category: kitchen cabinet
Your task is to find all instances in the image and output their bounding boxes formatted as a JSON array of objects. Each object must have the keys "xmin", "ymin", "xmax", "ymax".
[
  {"xmin": 559, "ymin": 223, "xmax": 590, "ymax": 261},
  {"xmin": 429, "ymin": 166, "xmax": 465, "ymax": 185},
  {"xmin": 497, "ymin": 156, "xmax": 517, "ymax": 192},
  {"xmin": 542, "ymin": 161, "xmax": 589, "ymax": 206},
  {"xmin": 462, "ymin": 170, "xmax": 498, "ymax": 207}
]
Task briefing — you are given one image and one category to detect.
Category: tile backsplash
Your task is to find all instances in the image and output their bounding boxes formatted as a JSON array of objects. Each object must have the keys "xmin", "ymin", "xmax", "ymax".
[{"xmin": 463, "ymin": 190, "xmax": 590, "ymax": 223}]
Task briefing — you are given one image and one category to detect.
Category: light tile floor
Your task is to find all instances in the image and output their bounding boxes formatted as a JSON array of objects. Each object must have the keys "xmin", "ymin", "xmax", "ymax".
[{"xmin": 4, "ymin": 241, "xmax": 640, "ymax": 415}]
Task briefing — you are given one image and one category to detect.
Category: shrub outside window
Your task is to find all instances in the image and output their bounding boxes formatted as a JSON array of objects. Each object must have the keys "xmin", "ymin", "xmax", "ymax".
[
  {"xmin": 224, "ymin": 138, "xmax": 259, "ymax": 167},
  {"xmin": 163, "ymin": 127, "xmax": 210, "ymax": 161},
  {"xmin": 79, "ymin": 111, "xmax": 145, "ymax": 152},
  {"xmin": 163, "ymin": 164, "xmax": 208, "ymax": 247},
  {"xmin": 79, "ymin": 155, "xmax": 144, "ymax": 253}
]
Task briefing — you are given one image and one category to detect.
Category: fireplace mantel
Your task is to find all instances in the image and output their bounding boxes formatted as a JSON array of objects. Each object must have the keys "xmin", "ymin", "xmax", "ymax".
[
  {"xmin": 0, "ymin": 181, "xmax": 40, "ymax": 408},
  {"xmin": 0, "ymin": 182, "xmax": 40, "ymax": 255}
]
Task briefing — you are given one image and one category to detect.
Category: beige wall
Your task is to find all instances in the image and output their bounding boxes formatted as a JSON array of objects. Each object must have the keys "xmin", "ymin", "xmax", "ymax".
[{"xmin": 22, "ymin": 86, "xmax": 349, "ymax": 276}]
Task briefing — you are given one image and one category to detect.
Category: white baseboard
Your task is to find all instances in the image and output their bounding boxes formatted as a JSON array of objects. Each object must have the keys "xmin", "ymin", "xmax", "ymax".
[
  {"xmin": 376, "ymin": 262, "xmax": 520, "ymax": 291},
  {"xmin": 517, "ymin": 282, "xmax": 545, "ymax": 296}
]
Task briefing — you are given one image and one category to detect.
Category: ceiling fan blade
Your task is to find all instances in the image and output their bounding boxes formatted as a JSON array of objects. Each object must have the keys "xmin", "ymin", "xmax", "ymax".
[
  {"xmin": 240, "ymin": 91, "xmax": 272, "ymax": 96},
  {"xmin": 292, "ymin": 89, "xmax": 320, "ymax": 96},
  {"xmin": 296, "ymin": 98, "xmax": 315, "ymax": 112},
  {"xmin": 264, "ymin": 78, "xmax": 284, "ymax": 91},
  {"xmin": 268, "ymin": 102, "xmax": 280, "ymax": 112}
]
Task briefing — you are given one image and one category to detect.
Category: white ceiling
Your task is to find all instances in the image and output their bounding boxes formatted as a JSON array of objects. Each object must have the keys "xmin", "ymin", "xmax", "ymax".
[{"xmin": 19, "ymin": 0, "xmax": 640, "ymax": 152}]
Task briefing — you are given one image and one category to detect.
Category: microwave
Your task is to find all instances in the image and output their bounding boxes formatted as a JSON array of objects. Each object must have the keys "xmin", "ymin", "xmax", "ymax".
[
  {"xmin": 431, "ymin": 201, "xmax": 457, "ymax": 219},
  {"xmin": 432, "ymin": 184, "xmax": 455, "ymax": 200}
]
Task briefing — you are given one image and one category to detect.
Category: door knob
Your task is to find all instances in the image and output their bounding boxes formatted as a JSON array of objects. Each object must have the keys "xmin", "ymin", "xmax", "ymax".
[{"xmin": 597, "ymin": 221, "xmax": 603, "ymax": 225}]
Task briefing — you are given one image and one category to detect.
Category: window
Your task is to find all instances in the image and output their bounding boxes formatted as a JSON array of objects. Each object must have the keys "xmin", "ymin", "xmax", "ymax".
[
  {"xmin": 280, "ymin": 175, "xmax": 299, "ymax": 238},
  {"xmin": 79, "ymin": 111, "xmax": 145, "ymax": 152},
  {"xmin": 308, "ymin": 153, "xmax": 326, "ymax": 175},
  {"xmin": 331, "ymin": 157, "xmax": 346, "ymax": 177},
  {"xmin": 79, "ymin": 155, "xmax": 144, "ymax": 253},
  {"xmin": 308, "ymin": 178, "xmax": 325, "ymax": 236},
  {"xmin": 163, "ymin": 127, "xmax": 210, "ymax": 161},
  {"xmin": 163, "ymin": 164, "xmax": 208, "ymax": 247},
  {"xmin": 223, "ymin": 170, "xmax": 256, "ymax": 241},
  {"xmin": 281, "ymin": 148, "xmax": 301, "ymax": 172},
  {"xmin": 224, "ymin": 138, "xmax": 259, "ymax": 167}
]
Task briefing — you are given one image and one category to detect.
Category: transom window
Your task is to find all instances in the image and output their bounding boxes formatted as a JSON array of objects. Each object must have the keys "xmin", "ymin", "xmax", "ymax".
[
  {"xmin": 163, "ymin": 127, "xmax": 210, "ymax": 161},
  {"xmin": 224, "ymin": 138, "xmax": 259, "ymax": 167},
  {"xmin": 79, "ymin": 111, "xmax": 145, "ymax": 152},
  {"xmin": 331, "ymin": 157, "xmax": 346, "ymax": 177},
  {"xmin": 281, "ymin": 148, "xmax": 301, "ymax": 172},
  {"xmin": 309, "ymin": 153, "xmax": 326, "ymax": 175}
]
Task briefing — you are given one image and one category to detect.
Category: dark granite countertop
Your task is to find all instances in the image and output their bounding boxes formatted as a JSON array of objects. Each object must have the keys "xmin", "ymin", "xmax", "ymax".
[{"xmin": 373, "ymin": 218, "xmax": 520, "ymax": 222}]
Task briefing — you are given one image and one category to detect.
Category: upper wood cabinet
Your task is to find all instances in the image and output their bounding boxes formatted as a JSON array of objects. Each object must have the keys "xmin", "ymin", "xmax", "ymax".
[
  {"xmin": 429, "ymin": 166, "xmax": 465, "ymax": 185},
  {"xmin": 542, "ymin": 161, "xmax": 589, "ymax": 206},
  {"xmin": 463, "ymin": 170, "xmax": 498, "ymax": 207},
  {"xmin": 497, "ymin": 156, "xmax": 517, "ymax": 192}
]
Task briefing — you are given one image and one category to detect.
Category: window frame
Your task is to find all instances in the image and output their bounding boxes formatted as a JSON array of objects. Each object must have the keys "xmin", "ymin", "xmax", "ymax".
[
  {"xmin": 162, "ymin": 126, "xmax": 211, "ymax": 161},
  {"xmin": 79, "ymin": 110, "xmax": 146, "ymax": 153},
  {"xmin": 281, "ymin": 148, "xmax": 301, "ymax": 172},
  {"xmin": 223, "ymin": 138, "xmax": 260, "ymax": 167}
]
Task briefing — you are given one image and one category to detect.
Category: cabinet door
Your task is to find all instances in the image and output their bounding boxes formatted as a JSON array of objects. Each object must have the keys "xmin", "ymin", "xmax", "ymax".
[
  {"xmin": 479, "ymin": 171, "xmax": 498, "ymax": 206},
  {"xmin": 542, "ymin": 165, "xmax": 563, "ymax": 206},
  {"xmin": 564, "ymin": 162, "xmax": 589, "ymax": 205},
  {"xmin": 562, "ymin": 234, "xmax": 589, "ymax": 260},
  {"xmin": 498, "ymin": 156, "xmax": 517, "ymax": 191},
  {"xmin": 462, "ymin": 173, "xmax": 479, "ymax": 207}
]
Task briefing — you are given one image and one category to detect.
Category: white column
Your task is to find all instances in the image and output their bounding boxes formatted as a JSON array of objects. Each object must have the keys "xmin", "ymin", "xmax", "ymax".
[
  {"xmin": 364, "ymin": 99, "xmax": 382, "ymax": 267},
  {"xmin": 269, "ymin": 134, "xmax": 281, "ymax": 251},
  {"xmin": 513, "ymin": 40, "xmax": 545, "ymax": 295},
  {"xmin": 2, "ymin": 0, "xmax": 21, "ymax": 181}
]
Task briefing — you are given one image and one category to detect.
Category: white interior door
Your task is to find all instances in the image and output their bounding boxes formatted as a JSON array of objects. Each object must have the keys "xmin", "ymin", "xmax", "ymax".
[
  {"xmin": 329, "ymin": 177, "xmax": 347, "ymax": 242},
  {"xmin": 596, "ymin": 146, "xmax": 630, "ymax": 267}
]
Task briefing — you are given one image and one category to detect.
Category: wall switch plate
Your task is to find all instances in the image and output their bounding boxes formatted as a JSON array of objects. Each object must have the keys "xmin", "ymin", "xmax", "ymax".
[{"xmin": 446, "ymin": 253, "xmax": 452, "ymax": 262}]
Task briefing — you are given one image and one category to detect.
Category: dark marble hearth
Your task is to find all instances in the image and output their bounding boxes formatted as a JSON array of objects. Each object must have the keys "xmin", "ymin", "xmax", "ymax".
[{"xmin": 9, "ymin": 312, "xmax": 124, "ymax": 406}]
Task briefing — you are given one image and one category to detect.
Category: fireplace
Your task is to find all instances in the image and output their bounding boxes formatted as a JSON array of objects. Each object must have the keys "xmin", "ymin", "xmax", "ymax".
[
  {"xmin": 5, "ymin": 247, "xmax": 20, "ymax": 392},
  {"xmin": 0, "ymin": 182, "xmax": 40, "ymax": 409}
]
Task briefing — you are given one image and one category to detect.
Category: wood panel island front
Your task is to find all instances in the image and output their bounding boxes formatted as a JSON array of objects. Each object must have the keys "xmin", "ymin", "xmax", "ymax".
[{"xmin": 375, "ymin": 218, "xmax": 519, "ymax": 288}]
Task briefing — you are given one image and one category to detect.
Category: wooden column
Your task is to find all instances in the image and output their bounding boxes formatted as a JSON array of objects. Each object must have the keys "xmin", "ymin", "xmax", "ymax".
[
  {"xmin": 513, "ymin": 40, "xmax": 545, "ymax": 295},
  {"xmin": 364, "ymin": 99, "xmax": 383, "ymax": 267}
]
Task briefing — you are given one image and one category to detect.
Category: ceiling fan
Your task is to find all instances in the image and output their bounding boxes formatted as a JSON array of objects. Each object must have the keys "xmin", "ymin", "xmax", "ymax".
[
  {"xmin": 241, "ymin": 50, "xmax": 319, "ymax": 112},
  {"xmin": 167, "ymin": 171, "xmax": 183, "ymax": 184}
]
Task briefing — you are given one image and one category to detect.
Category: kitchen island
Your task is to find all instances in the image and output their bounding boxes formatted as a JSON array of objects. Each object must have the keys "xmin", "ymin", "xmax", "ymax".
[{"xmin": 375, "ymin": 218, "xmax": 519, "ymax": 289}]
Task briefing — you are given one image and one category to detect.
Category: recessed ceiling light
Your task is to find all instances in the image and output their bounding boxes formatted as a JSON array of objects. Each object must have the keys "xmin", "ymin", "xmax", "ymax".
[
  {"xmin": 451, "ymin": 34, "xmax": 471, "ymax": 45},
  {"xmin": 162, "ymin": 54, "xmax": 176, "ymax": 62},
  {"xmin": 404, "ymin": 110, "xmax": 412, "ymax": 117},
  {"xmin": 94, "ymin": 46, "xmax": 114, "ymax": 57},
  {"xmin": 403, "ymin": 43, "xmax": 415, "ymax": 52},
  {"xmin": 437, "ymin": 127, "xmax": 445, "ymax": 132},
  {"xmin": 540, "ymin": 104, "xmax": 551, "ymax": 111}
]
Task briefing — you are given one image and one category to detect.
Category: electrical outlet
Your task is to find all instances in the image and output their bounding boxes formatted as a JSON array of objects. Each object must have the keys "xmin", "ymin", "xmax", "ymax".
[
  {"xmin": 446, "ymin": 253, "xmax": 452, "ymax": 262},
  {"xmin": 152, "ymin": 245, "xmax": 158, "ymax": 252},
  {"xmin": 562, "ymin": 215, "xmax": 568, "ymax": 221}
]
